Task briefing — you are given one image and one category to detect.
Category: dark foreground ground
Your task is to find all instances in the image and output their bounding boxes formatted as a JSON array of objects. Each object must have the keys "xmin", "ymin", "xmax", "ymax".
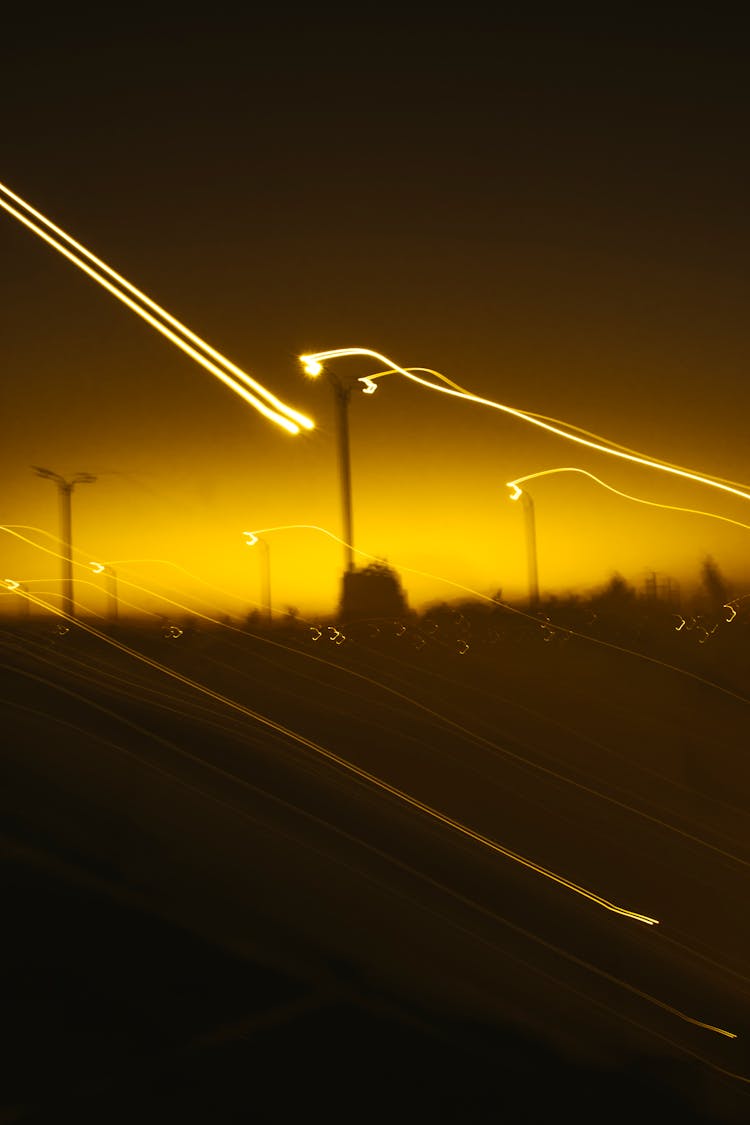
[
  {"xmin": 3, "ymin": 846, "xmax": 712, "ymax": 1125},
  {"xmin": 3, "ymin": 613, "xmax": 749, "ymax": 1122}
]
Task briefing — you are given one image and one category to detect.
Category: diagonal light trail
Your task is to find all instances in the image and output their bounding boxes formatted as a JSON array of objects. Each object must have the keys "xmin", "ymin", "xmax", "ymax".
[
  {"xmin": 301, "ymin": 348, "xmax": 750, "ymax": 503},
  {"xmin": 8, "ymin": 584, "xmax": 660, "ymax": 926},
  {"xmin": 0, "ymin": 182, "xmax": 313, "ymax": 435}
]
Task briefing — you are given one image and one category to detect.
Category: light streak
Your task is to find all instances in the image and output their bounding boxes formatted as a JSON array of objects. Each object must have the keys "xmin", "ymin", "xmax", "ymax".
[
  {"xmin": 300, "ymin": 348, "xmax": 750, "ymax": 503},
  {"xmin": 0, "ymin": 528, "xmax": 290, "ymax": 624},
  {"xmin": 9, "ymin": 585, "xmax": 660, "ymax": 926},
  {"xmin": 506, "ymin": 467, "xmax": 750, "ymax": 532},
  {"xmin": 0, "ymin": 184, "xmax": 313, "ymax": 435},
  {"xmin": 5, "ymin": 656, "xmax": 733, "ymax": 1060},
  {"xmin": 13, "ymin": 531, "xmax": 750, "ymax": 878}
]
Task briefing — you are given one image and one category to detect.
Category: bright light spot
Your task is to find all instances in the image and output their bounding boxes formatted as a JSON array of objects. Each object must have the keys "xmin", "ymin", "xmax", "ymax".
[
  {"xmin": 360, "ymin": 377, "xmax": 378, "ymax": 394},
  {"xmin": 300, "ymin": 356, "xmax": 323, "ymax": 377},
  {"xmin": 90, "ymin": 561, "xmax": 105, "ymax": 574},
  {"xmin": 508, "ymin": 484, "xmax": 523, "ymax": 501},
  {"xmin": 724, "ymin": 603, "xmax": 737, "ymax": 622},
  {"xmin": 243, "ymin": 531, "xmax": 259, "ymax": 546},
  {"xmin": 3, "ymin": 578, "xmax": 19, "ymax": 590}
]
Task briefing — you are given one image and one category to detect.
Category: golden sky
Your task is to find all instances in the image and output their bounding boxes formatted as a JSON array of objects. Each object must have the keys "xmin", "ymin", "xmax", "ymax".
[{"xmin": 1, "ymin": 18, "xmax": 749, "ymax": 621}]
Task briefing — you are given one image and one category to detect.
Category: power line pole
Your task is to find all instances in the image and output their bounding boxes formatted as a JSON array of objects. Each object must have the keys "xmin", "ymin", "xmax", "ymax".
[{"xmin": 32, "ymin": 467, "xmax": 96, "ymax": 618}]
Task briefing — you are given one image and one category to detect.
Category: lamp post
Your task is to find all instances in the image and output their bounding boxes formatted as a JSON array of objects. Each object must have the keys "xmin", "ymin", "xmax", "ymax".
[
  {"xmin": 300, "ymin": 358, "xmax": 357, "ymax": 573},
  {"xmin": 33, "ymin": 467, "xmax": 96, "ymax": 618},
  {"xmin": 244, "ymin": 533, "xmax": 272, "ymax": 624},
  {"xmin": 90, "ymin": 562, "xmax": 118, "ymax": 622},
  {"xmin": 508, "ymin": 484, "xmax": 539, "ymax": 611}
]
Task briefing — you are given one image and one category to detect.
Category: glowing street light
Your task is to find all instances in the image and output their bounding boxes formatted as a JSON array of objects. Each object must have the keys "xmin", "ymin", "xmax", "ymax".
[
  {"xmin": 508, "ymin": 484, "xmax": 539, "ymax": 611},
  {"xmin": 2, "ymin": 578, "xmax": 29, "ymax": 617},
  {"xmin": 33, "ymin": 467, "xmax": 96, "ymax": 618},
  {"xmin": 90, "ymin": 561, "xmax": 119, "ymax": 622},
  {"xmin": 244, "ymin": 532, "xmax": 272, "ymax": 624},
  {"xmin": 299, "ymin": 347, "xmax": 750, "ymax": 506},
  {"xmin": 300, "ymin": 355, "xmax": 365, "ymax": 573}
]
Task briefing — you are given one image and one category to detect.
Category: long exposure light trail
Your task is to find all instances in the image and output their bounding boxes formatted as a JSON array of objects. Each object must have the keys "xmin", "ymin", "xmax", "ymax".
[
  {"xmin": 4, "ymin": 643, "xmax": 740, "ymax": 1054},
  {"xmin": 40, "ymin": 534, "xmax": 745, "ymax": 886},
  {"xmin": 507, "ymin": 467, "xmax": 750, "ymax": 531},
  {"xmin": 0, "ymin": 186, "xmax": 312, "ymax": 434},
  {"xmin": 4, "ymin": 521, "xmax": 748, "ymax": 707},
  {"xmin": 364, "ymin": 367, "xmax": 750, "ymax": 492},
  {"xmin": 300, "ymin": 348, "xmax": 750, "ymax": 503},
  {"xmin": 0, "ymin": 527, "xmax": 292, "ymax": 622},
  {"xmin": 9, "ymin": 586, "xmax": 659, "ymax": 926}
]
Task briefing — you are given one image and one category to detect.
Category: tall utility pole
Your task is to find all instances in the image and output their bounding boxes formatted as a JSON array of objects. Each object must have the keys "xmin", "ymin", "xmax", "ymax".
[
  {"xmin": 32, "ymin": 467, "xmax": 96, "ymax": 618},
  {"xmin": 332, "ymin": 376, "xmax": 355, "ymax": 572},
  {"xmin": 104, "ymin": 565, "xmax": 118, "ymax": 622},
  {"xmin": 257, "ymin": 537, "xmax": 272, "ymax": 624},
  {"xmin": 520, "ymin": 489, "xmax": 539, "ymax": 611}
]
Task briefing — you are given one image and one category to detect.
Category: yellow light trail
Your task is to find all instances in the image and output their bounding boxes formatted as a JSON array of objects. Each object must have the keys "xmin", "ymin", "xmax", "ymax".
[
  {"xmin": 1, "ymin": 575, "xmax": 155, "ymax": 619},
  {"xmin": 370, "ymin": 367, "xmax": 750, "ymax": 493},
  {"xmin": 506, "ymin": 467, "xmax": 750, "ymax": 532},
  {"xmin": 10, "ymin": 585, "xmax": 659, "ymax": 926},
  {"xmin": 0, "ymin": 184, "xmax": 313, "ymax": 434},
  {"xmin": 3, "ymin": 644, "xmax": 738, "ymax": 1051},
  {"xmin": 4, "ymin": 522, "xmax": 747, "ymax": 709},
  {"xmin": 0, "ymin": 527, "xmax": 288, "ymax": 622},
  {"xmin": 300, "ymin": 348, "xmax": 750, "ymax": 503}
]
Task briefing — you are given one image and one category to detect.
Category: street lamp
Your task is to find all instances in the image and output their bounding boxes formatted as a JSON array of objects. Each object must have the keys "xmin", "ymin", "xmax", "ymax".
[
  {"xmin": 300, "ymin": 356, "xmax": 361, "ymax": 574},
  {"xmin": 32, "ymin": 467, "xmax": 96, "ymax": 618},
  {"xmin": 90, "ymin": 561, "xmax": 118, "ymax": 622},
  {"xmin": 508, "ymin": 483, "xmax": 539, "ymax": 611},
  {"xmin": 2, "ymin": 578, "xmax": 29, "ymax": 617},
  {"xmin": 244, "ymin": 532, "xmax": 272, "ymax": 625}
]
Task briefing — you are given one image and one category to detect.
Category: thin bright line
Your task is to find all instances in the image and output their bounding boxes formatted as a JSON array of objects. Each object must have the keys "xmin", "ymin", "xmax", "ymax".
[
  {"xmin": 0, "ymin": 193, "xmax": 303, "ymax": 434},
  {"xmin": 11, "ymin": 587, "xmax": 660, "ymax": 926},
  {"xmin": 0, "ymin": 180, "xmax": 314, "ymax": 431},
  {"xmin": 302, "ymin": 348, "xmax": 750, "ymax": 503},
  {"xmin": 242, "ymin": 522, "xmax": 750, "ymax": 707},
  {"xmin": 388, "ymin": 368, "xmax": 750, "ymax": 491},
  {"xmin": 507, "ymin": 467, "xmax": 750, "ymax": 532}
]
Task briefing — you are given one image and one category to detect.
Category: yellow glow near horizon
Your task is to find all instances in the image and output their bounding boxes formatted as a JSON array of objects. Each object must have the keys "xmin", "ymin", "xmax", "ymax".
[
  {"xmin": 506, "ymin": 468, "xmax": 750, "ymax": 532},
  {"xmin": 0, "ymin": 184, "xmax": 314, "ymax": 434},
  {"xmin": 300, "ymin": 348, "xmax": 750, "ymax": 503}
]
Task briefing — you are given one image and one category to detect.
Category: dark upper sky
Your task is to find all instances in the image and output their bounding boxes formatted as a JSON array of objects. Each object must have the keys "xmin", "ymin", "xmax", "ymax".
[{"xmin": 2, "ymin": 13, "xmax": 749, "ymax": 615}]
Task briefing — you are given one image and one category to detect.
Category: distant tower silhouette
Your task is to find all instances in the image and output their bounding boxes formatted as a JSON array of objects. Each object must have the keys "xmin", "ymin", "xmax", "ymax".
[{"xmin": 338, "ymin": 562, "xmax": 408, "ymax": 622}]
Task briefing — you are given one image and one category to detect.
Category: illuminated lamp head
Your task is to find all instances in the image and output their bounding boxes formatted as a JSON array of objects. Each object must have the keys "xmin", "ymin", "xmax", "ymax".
[
  {"xmin": 300, "ymin": 355, "xmax": 323, "ymax": 377},
  {"xmin": 507, "ymin": 484, "xmax": 523, "ymax": 502}
]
